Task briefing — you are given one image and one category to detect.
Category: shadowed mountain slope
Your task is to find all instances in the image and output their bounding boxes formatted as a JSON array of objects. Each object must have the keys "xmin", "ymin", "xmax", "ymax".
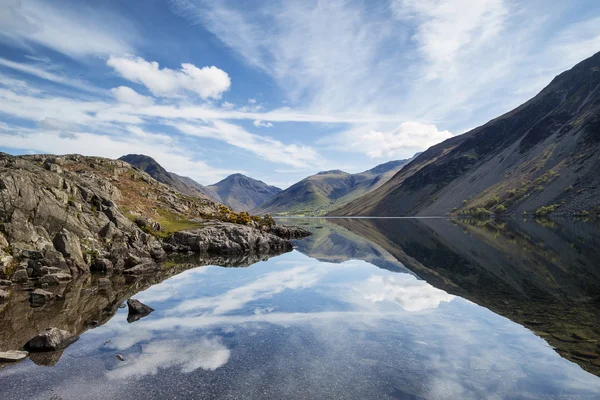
[{"xmin": 332, "ymin": 51, "xmax": 600, "ymax": 218}]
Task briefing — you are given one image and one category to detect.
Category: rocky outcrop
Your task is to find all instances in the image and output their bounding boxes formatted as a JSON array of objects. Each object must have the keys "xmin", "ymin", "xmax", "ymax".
[
  {"xmin": 0, "ymin": 153, "xmax": 309, "ymax": 286},
  {"xmin": 24, "ymin": 327, "xmax": 79, "ymax": 352},
  {"xmin": 167, "ymin": 221, "xmax": 293, "ymax": 254}
]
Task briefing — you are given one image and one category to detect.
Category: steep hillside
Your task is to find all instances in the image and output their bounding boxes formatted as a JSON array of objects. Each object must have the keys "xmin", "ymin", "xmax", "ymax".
[
  {"xmin": 119, "ymin": 154, "xmax": 220, "ymax": 201},
  {"xmin": 208, "ymin": 174, "xmax": 281, "ymax": 211},
  {"xmin": 333, "ymin": 51, "xmax": 600, "ymax": 218},
  {"xmin": 254, "ymin": 159, "xmax": 410, "ymax": 215}
]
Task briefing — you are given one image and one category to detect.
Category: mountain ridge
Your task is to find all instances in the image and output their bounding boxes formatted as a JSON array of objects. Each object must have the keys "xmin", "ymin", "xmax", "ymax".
[
  {"xmin": 207, "ymin": 174, "xmax": 282, "ymax": 212},
  {"xmin": 253, "ymin": 158, "xmax": 412, "ymax": 215},
  {"xmin": 332, "ymin": 51, "xmax": 600, "ymax": 218}
]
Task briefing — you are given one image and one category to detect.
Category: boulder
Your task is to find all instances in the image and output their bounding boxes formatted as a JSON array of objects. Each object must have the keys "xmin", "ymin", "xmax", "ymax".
[
  {"xmin": 0, "ymin": 288, "xmax": 10, "ymax": 301},
  {"xmin": 20, "ymin": 249, "xmax": 43, "ymax": 260},
  {"xmin": 91, "ymin": 258, "xmax": 113, "ymax": 273},
  {"xmin": 52, "ymin": 229, "xmax": 87, "ymax": 272},
  {"xmin": 0, "ymin": 350, "xmax": 28, "ymax": 362},
  {"xmin": 0, "ymin": 279, "xmax": 11, "ymax": 286},
  {"xmin": 127, "ymin": 298, "xmax": 154, "ymax": 323},
  {"xmin": 11, "ymin": 269, "xmax": 28, "ymax": 283},
  {"xmin": 24, "ymin": 327, "xmax": 79, "ymax": 352},
  {"xmin": 29, "ymin": 289, "xmax": 58, "ymax": 304}
]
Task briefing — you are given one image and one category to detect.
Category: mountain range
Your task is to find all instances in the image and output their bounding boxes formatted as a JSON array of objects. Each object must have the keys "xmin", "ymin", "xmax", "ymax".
[
  {"xmin": 252, "ymin": 159, "xmax": 412, "ymax": 216},
  {"xmin": 333, "ymin": 51, "xmax": 600, "ymax": 218},
  {"xmin": 119, "ymin": 154, "xmax": 281, "ymax": 211},
  {"xmin": 119, "ymin": 154, "xmax": 412, "ymax": 215}
]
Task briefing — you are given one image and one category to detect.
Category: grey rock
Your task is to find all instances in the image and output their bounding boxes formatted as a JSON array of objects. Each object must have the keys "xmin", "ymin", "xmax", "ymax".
[
  {"xmin": 29, "ymin": 289, "xmax": 57, "ymax": 304},
  {"xmin": 0, "ymin": 279, "xmax": 12, "ymax": 286},
  {"xmin": 91, "ymin": 258, "xmax": 113, "ymax": 273},
  {"xmin": 38, "ymin": 273, "xmax": 72, "ymax": 285},
  {"xmin": 20, "ymin": 249, "xmax": 43, "ymax": 260},
  {"xmin": 0, "ymin": 350, "xmax": 28, "ymax": 362},
  {"xmin": 167, "ymin": 221, "xmax": 293, "ymax": 254},
  {"xmin": 52, "ymin": 229, "xmax": 87, "ymax": 272},
  {"xmin": 24, "ymin": 327, "xmax": 79, "ymax": 352},
  {"xmin": 11, "ymin": 269, "xmax": 28, "ymax": 283},
  {"xmin": 127, "ymin": 298, "xmax": 154, "ymax": 323},
  {"xmin": 269, "ymin": 225, "xmax": 312, "ymax": 240},
  {"xmin": 0, "ymin": 288, "xmax": 10, "ymax": 301}
]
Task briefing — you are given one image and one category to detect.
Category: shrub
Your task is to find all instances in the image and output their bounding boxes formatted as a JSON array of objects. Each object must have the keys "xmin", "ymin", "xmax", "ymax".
[
  {"xmin": 485, "ymin": 194, "xmax": 500, "ymax": 208},
  {"xmin": 564, "ymin": 185, "xmax": 573, "ymax": 193},
  {"xmin": 472, "ymin": 208, "xmax": 492, "ymax": 219},
  {"xmin": 535, "ymin": 204, "xmax": 560, "ymax": 216},
  {"xmin": 495, "ymin": 204, "xmax": 506, "ymax": 213}
]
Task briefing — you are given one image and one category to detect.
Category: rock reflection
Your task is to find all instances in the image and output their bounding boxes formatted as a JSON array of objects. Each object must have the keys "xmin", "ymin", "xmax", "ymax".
[{"xmin": 0, "ymin": 251, "xmax": 286, "ymax": 367}]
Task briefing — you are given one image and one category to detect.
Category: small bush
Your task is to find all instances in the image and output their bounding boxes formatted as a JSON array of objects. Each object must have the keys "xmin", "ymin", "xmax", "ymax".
[
  {"xmin": 485, "ymin": 194, "xmax": 500, "ymax": 208},
  {"xmin": 495, "ymin": 204, "xmax": 506, "ymax": 213},
  {"xmin": 535, "ymin": 204, "xmax": 560, "ymax": 216},
  {"xmin": 564, "ymin": 185, "xmax": 573, "ymax": 193}
]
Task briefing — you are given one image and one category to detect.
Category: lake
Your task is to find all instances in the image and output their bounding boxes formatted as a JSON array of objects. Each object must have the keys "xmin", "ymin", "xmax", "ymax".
[{"xmin": 1, "ymin": 217, "xmax": 600, "ymax": 399}]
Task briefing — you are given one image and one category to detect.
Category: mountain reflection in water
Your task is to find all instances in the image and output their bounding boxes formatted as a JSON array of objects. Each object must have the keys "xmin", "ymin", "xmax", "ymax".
[{"xmin": 0, "ymin": 218, "xmax": 599, "ymax": 399}]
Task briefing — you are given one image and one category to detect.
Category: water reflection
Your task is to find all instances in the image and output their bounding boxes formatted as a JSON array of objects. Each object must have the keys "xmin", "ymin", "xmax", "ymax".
[
  {"xmin": 0, "ymin": 219, "xmax": 599, "ymax": 399},
  {"xmin": 289, "ymin": 217, "xmax": 600, "ymax": 377}
]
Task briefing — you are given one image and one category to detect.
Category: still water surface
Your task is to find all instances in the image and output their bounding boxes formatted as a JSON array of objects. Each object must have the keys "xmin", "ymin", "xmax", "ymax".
[{"xmin": 1, "ymin": 218, "xmax": 600, "ymax": 399}]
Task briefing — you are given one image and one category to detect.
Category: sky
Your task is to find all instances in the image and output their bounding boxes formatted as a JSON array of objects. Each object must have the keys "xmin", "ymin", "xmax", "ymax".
[{"xmin": 0, "ymin": 0, "xmax": 599, "ymax": 188}]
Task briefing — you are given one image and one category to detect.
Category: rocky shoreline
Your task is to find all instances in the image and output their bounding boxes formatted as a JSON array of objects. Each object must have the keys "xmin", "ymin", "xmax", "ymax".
[
  {"xmin": 0, "ymin": 153, "xmax": 310, "ymax": 287},
  {"xmin": 0, "ymin": 152, "xmax": 311, "ymax": 364}
]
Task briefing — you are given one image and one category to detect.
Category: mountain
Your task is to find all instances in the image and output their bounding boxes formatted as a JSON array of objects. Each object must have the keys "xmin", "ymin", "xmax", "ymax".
[
  {"xmin": 118, "ymin": 154, "xmax": 220, "ymax": 202},
  {"xmin": 207, "ymin": 174, "xmax": 282, "ymax": 212},
  {"xmin": 253, "ymin": 159, "xmax": 411, "ymax": 215},
  {"xmin": 332, "ymin": 51, "xmax": 600, "ymax": 218}
]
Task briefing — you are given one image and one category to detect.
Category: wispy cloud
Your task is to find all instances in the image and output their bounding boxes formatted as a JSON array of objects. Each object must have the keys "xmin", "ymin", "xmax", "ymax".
[{"xmin": 0, "ymin": 0, "xmax": 135, "ymax": 58}]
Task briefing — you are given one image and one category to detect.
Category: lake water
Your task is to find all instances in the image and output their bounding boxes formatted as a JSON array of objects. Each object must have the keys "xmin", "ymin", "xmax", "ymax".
[{"xmin": 1, "ymin": 218, "xmax": 600, "ymax": 399}]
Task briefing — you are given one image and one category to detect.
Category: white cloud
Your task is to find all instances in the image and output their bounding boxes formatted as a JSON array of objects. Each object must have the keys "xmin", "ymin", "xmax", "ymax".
[
  {"xmin": 253, "ymin": 119, "xmax": 273, "ymax": 128},
  {"xmin": 172, "ymin": 121, "xmax": 323, "ymax": 168},
  {"xmin": 0, "ymin": 0, "xmax": 134, "ymax": 58},
  {"xmin": 111, "ymin": 86, "xmax": 154, "ymax": 107},
  {"xmin": 173, "ymin": 265, "xmax": 324, "ymax": 315},
  {"xmin": 323, "ymin": 121, "xmax": 452, "ymax": 159},
  {"xmin": 107, "ymin": 337, "xmax": 230, "ymax": 379},
  {"xmin": 360, "ymin": 274, "xmax": 454, "ymax": 312},
  {"xmin": 248, "ymin": 98, "xmax": 257, "ymax": 104},
  {"xmin": 107, "ymin": 55, "xmax": 231, "ymax": 100},
  {"xmin": 391, "ymin": 0, "xmax": 508, "ymax": 80}
]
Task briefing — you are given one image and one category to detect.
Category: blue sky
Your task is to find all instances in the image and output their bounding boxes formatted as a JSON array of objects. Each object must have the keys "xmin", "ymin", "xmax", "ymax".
[{"xmin": 1, "ymin": 0, "xmax": 599, "ymax": 188}]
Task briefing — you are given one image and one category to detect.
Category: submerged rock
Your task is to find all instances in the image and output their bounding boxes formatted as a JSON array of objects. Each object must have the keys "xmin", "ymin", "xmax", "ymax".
[
  {"xmin": 24, "ymin": 327, "xmax": 79, "ymax": 352},
  {"xmin": 0, "ymin": 350, "xmax": 28, "ymax": 362},
  {"xmin": 126, "ymin": 298, "xmax": 154, "ymax": 323}
]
